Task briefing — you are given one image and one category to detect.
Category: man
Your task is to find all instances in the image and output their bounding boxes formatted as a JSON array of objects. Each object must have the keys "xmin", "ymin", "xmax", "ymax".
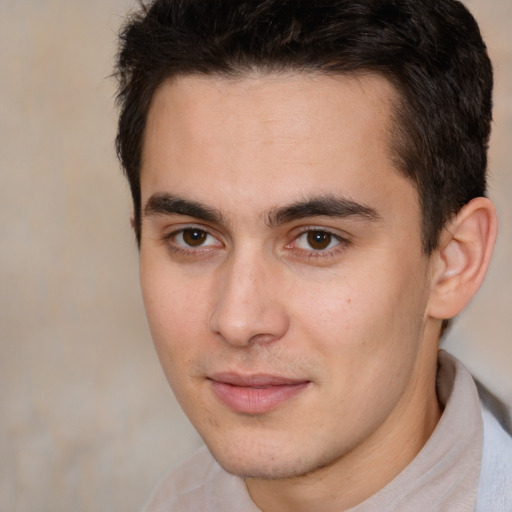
[{"xmin": 114, "ymin": 0, "xmax": 512, "ymax": 510}]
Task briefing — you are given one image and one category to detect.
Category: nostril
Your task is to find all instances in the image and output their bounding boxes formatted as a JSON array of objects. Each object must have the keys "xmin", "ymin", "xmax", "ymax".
[
  {"xmin": 209, "ymin": 298, "xmax": 290, "ymax": 348},
  {"xmin": 247, "ymin": 332, "xmax": 283, "ymax": 346}
]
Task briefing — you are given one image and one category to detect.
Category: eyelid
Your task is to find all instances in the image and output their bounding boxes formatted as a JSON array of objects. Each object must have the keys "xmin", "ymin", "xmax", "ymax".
[
  {"xmin": 290, "ymin": 225, "xmax": 351, "ymax": 243},
  {"xmin": 285, "ymin": 226, "xmax": 352, "ymax": 257},
  {"xmin": 296, "ymin": 231, "xmax": 339, "ymax": 250},
  {"xmin": 162, "ymin": 223, "xmax": 224, "ymax": 250}
]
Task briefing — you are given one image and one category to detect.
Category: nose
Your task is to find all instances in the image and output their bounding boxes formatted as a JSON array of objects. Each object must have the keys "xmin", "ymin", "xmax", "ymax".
[{"xmin": 209, "ymin": 251, "xmax": 290, "ymax": 347}]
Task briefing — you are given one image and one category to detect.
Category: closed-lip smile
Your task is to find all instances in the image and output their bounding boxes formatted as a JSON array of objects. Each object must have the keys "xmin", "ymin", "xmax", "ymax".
[{"xmin": 208, "ymin": 373, "xmax": 310, "ymax": 414}]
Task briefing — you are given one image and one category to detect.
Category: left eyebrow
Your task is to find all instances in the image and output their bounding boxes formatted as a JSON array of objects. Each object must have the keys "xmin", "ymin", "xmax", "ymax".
[{"xmin": 266, "ymin": 195, "xmax": 382, "ymax": 227}]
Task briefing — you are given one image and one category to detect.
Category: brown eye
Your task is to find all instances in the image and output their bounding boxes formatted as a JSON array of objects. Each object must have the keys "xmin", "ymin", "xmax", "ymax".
[
  {"xmin": 306, "ymin": 230, "xmax": 333, "ymax": 250},
  {"xmin": 181, "ymin": 228, "xmax": 208, "ymax": 247}
]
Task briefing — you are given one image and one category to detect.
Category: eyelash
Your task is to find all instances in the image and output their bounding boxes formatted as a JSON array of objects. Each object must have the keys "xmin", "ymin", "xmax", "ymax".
[
  {"xmin": 162, "ymin": 225, "xmax": 222, "ymax": 256},
  {"xmin": 162, "ymin": 225, "xmax": 350, "ymax": 260},
  {"xmin": 287, "ymin": 227, "xmax": 350, "ymax": 260}
]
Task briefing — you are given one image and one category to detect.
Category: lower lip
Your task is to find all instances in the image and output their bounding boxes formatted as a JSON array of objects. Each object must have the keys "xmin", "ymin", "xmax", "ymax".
[{"xmin": 209, "ymin": 380, "xmax": 309, "ymax": 414}]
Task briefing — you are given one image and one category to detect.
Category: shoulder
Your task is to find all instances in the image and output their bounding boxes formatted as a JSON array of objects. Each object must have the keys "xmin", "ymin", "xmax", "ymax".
[
  {"xmin": 476, "ymin": 381, "xmax": 512, "ymax": 511},
  {"xmin": 437, "ymin": 351, "xmax": 512, "ymax": 511},
  {"xmin": 142, "ymin": 446, "xmax": 217, "ymax": 512}
]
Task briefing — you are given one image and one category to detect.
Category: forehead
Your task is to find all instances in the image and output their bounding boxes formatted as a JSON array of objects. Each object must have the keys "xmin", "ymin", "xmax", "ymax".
[
  {"xmin": 141, "ymin": 72, "xmax": 418, "ymax": 228},
  {"xmin": 144, "ymin": 71, "xmax": 397, "ymax": 159}
]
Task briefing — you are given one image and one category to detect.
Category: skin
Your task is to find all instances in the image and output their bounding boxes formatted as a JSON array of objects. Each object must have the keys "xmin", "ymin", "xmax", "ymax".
[{"xmin": 138, "ymin": 73, "xmax": 445, "ymax": 512}]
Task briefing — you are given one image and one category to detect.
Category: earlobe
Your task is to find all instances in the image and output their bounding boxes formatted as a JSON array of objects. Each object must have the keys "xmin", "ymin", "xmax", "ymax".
[{"xmin": 427, "ymin": 197, "xmax": 498, "ymax": 320}]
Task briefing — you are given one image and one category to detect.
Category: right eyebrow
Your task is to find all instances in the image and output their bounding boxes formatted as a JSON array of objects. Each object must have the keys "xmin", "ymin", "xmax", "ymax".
[{"xmin": 143, "ymin": 193, "xmax": 225, "ymax": 225}]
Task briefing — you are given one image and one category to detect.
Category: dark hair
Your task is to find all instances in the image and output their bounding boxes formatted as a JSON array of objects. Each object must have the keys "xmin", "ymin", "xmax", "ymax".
[{"xmin": 115, "ymin": 0, "xmax": 493, "ymax": 254}]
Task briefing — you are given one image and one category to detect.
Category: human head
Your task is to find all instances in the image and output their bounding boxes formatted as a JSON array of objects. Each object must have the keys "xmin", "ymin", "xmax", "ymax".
[
  {"xmin": 130, "ymin": 70, "xmax": 497, "ymax": 500},
  {"xmin": 116, "ymin": 2, "xmax": 499, "ymax": 503},
  {"xmin": 115, "ymin": 0, "xmax": 493, "ymax": 254}
]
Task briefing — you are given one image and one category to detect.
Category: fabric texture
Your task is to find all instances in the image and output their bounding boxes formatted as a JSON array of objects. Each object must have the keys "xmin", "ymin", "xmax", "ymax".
[
  {"xmin": 475, "ymin": 385, "xmax": 512, "ymax": 511},
  {"xmin": 142, "ymin": 351, "xmax": 512, "ymax": 512}
]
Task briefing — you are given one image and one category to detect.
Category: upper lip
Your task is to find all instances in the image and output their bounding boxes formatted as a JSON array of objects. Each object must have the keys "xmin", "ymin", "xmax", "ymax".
[{"xmin": 208, "ymin": 373, "xmax": 309, "ymax": 387}]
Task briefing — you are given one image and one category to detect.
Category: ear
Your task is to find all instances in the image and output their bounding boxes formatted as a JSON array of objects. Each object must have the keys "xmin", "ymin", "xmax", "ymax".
[
  {"xmin": 130, "ymin": 213, "xmax": 136, "ymax": 232},
  {"xmin": 427, "ymin": 197, "xmax": 498, "ymax": 320}
]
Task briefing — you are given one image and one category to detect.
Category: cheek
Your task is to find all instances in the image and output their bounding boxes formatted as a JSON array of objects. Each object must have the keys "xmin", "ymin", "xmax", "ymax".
[
  {"xmin": 292, "ymin": 259, "xmax": 429, "ymax": 367},
  {"xmin": 140, "ymin": 273, "xmax": 212, "ymax": 411},
  {"xmin": 140, "ymin": 258, "xmax": 212, "ymax": 364}
]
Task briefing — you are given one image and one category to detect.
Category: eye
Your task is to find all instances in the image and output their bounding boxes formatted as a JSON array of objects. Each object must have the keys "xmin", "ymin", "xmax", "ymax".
[
  {"xmin": 173, "ymin": 228, "xmax": 219, "ymax": 248},
  {"xmin": 294, "ymin": 230, "xmax": 341, "ymax": 251}
]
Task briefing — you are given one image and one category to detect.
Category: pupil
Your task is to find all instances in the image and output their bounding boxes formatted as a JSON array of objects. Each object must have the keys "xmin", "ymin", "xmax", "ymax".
[
  {"xmin": 307, "ymin": 231, "xmax": 331, "ymax": 250},
  {"xmin": 183, "ymin": 229, "xmax": 206, "ymax": 247}
]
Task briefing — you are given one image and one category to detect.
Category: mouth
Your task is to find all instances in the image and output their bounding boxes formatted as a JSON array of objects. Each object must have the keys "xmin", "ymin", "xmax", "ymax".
[{"xmin": 208, "ymin": 373, "xmax": 310, "ymax": 415}]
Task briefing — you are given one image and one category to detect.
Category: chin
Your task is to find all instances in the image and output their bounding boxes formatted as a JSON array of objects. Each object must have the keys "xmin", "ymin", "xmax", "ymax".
[
  {"xmin": 218, "ymin": 457, "xmax": 310, "ymax": 481},
  {"xmin": 205, "ymin": 436, "xmax": 337, "ymax": 481}
]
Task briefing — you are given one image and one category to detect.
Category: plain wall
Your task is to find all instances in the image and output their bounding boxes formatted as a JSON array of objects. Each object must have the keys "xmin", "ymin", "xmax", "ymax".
[{"xmin": 0, "ymin": 1, "xmax": 510, "ymax": 510}]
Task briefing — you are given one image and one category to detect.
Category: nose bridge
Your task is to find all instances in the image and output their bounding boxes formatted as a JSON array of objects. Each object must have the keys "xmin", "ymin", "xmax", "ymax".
[{"xmin": 209, "ymin": 244, "xmax": 289, "ymax": 346}]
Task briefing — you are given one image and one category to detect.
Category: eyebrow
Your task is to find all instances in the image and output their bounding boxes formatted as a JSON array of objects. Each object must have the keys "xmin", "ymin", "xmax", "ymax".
[
  {"xmin": 143, "ymin": 192, "xmax": 381, "ymax": 227},
  {"xmin": 144, "ymin": 193, "xmax": 225, "ymax": 224},
  {"xmin": 266, "ymin": 195, "xmax": 381, "ymax": 226}
]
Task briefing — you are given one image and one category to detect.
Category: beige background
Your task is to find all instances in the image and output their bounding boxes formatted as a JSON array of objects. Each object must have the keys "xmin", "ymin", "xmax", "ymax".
[{"xmin": 0, "ymin": 1, "xmax": 510, "ymax": 511}]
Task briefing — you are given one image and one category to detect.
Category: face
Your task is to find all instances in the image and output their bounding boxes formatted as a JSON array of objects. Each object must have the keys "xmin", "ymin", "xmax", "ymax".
[{"xmin": 139, "ymin": 73, "xmax": 440, "ymax": 482}]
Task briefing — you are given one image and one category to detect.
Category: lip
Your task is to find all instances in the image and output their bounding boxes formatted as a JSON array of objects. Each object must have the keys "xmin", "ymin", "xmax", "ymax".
[{"xmin": 208, "ymin": 373, "xmax": 310, "ymax": 414}]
